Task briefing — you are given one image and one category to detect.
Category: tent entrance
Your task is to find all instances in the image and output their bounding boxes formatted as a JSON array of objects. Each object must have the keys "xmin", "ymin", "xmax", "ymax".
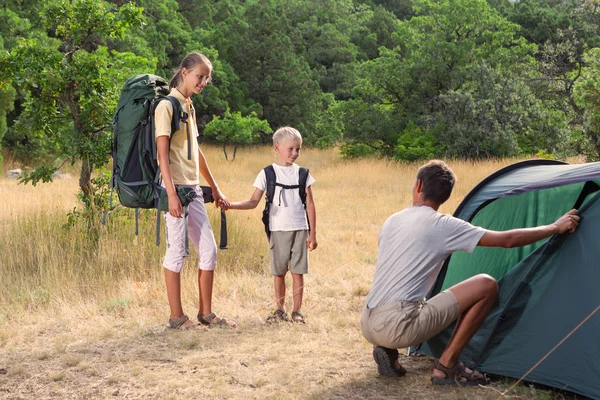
[{"xmin": 438, "ymin": 180, "xmax": 600, "ymax": 292}]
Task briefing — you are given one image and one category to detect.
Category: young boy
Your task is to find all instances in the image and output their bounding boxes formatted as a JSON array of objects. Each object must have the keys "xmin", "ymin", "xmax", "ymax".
[
  {"xmin": 226, "ymin": 127, "xmax": 317, "ymax": 323},
  {"xmin": 362, "ymin": 160, "xmax": 580, "ymax": 385}
]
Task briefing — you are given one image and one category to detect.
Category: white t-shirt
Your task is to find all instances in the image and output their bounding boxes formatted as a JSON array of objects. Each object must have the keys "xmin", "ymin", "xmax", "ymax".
[
  {"xmin": 365, "ymin": 206, "xmax": 486, "ymax": 308},
  {"xmin": 253, "ymin": 163, "xmax": 315, "ymax": 232}
]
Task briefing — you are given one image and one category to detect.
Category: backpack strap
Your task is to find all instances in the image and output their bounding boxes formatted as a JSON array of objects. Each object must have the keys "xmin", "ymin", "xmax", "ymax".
[
  {"xmin": 262, "ymin": 165, "xmax": 277, "ymax": 240},
  {"xmin": 298, "ymin": 167, "xmax": 309, "ymax": 207},
  {"xmin": 152, "ymin": 96, "xmax": 191, "ymax": 161},
  {"xmin": 264, "ymin": 165, "xmax": 277, "ymax": 204}
]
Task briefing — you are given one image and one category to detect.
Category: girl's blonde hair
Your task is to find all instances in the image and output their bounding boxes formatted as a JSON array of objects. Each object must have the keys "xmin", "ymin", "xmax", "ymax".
[
  {"xmin": 272, "ymin": 126, "xmax": 302, "ymax": 145},
  {"xmin": 169, "ymin": 52, "xmax": 213, "ymax": 89}
]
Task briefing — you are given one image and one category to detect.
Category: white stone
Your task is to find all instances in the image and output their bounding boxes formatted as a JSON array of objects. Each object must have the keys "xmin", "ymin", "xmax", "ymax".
[{"xmin": 7, "ymin": 169, "xmax": 22, "ymax": 179}]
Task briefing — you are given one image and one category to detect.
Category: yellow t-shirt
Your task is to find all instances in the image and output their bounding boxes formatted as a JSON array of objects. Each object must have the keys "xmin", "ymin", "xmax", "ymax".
[{"xmin": 154, "ymin": 89, "xmax": 200, "ymax": 185}]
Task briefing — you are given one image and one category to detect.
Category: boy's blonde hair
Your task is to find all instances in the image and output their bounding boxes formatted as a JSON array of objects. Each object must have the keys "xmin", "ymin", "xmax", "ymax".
[{"xmin": 272, "ymin": 126, "xmax": 302, "ymax": 145}]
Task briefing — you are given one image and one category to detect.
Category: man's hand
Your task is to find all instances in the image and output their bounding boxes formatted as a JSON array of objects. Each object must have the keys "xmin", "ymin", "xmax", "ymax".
[{"xmin": 552, "ymin": 209, "xmax": 581, "ymax": 234}]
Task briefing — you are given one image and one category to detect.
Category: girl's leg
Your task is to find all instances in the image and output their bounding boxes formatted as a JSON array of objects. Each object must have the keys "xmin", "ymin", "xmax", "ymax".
[
  {"xmin": 274, "ymin": 274, "xmax": 286, "ymax": 310},
  {"xmin": 291, "ymin": 273, "xmax": 304, "ymax": 313},
  {"xmin": 187, "ymin": 188, "xmax": 218, "ymax": 317},
  {"xmin": 163, "ymin": 210, "xmax": 199, "ymax": 329},
  {"xmin": 198, "ymin": 269, "xmax": 214, "ymax": 316},
  {"xmin": 165, "ymin": 269, "xmax": 184, "ymax": 318}
]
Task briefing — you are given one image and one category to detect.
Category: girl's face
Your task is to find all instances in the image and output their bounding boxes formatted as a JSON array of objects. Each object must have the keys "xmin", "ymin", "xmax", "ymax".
[
  {"xmin": 182, "ymin": 63, "xmax": 211, "ymax": 95},
  {"xmin": 274, "ymin": 139, "xmax": 302, "ymax": 166}
]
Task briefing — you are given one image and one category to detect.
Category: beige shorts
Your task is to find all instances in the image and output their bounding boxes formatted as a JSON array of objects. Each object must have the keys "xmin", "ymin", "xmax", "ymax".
[
  {"xmin": 269, "ymin": 230, "xmax": 308, "ymax": 276},
  {"xmin": 360, "ymin": 290, "xmax": 460, "ymax": 349}
]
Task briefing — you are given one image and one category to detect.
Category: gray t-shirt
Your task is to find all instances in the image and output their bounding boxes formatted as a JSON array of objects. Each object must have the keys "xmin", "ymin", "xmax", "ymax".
[{"xmin": 365, "ymin": 206, "xmax": 486, "ymax": 308}]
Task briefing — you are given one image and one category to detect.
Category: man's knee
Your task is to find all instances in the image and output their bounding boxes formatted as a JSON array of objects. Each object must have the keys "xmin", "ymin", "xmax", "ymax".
[{"xmin": 475, "ymin": 274, "xmax": 498, "ymax": 297}]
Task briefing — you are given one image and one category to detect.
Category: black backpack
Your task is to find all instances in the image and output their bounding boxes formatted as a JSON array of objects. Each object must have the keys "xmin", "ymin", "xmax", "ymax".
[
  {"xmin": 105, "ymin": 74, "xmax": 227, "ymax": 250},
  {"xmin": 261, "ymin": 165, "xmax": 309, "ymax": 240}
]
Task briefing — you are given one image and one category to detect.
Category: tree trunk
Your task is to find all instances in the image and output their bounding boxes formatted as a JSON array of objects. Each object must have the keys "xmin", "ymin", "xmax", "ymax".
[
  {"xmin": 232, "ymin": 145, "xmax": 238, "ymax": 161},
  {"xmin": 79, "ymin": 158, "xmax": 94, "ymax": 199},
  {"xmin": 223, "ymin": 142, "xmax": 229, "ymax": 161}
]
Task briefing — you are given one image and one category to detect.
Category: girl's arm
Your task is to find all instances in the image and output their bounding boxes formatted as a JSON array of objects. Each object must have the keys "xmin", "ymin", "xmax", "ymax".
[
  {"xmin": 157, "ymin": 136, "xmax": 183, "ymax": 218},
  {"xmin": 306, "ymin": 186, "xmax": 317, "ymax": 251},
  {"xmin": 198, "ymin": 148, "xmax": 228, "ymax": 208},
  {"xmin": 227, "ymin": 188, "xmax": 264, "ymax": 210}
]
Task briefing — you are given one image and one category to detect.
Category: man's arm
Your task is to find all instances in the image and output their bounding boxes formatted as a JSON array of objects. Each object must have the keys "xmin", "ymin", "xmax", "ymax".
[{"xmin": 478, "ymin": 209, "xmax": 580, "ymax": 248}]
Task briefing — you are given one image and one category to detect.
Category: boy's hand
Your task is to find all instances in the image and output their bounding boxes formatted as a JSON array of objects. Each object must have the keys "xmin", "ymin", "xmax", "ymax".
[
  {"xmin": 307, "ymin": 233, "xmax": 318, "ymax": 251},
  {"xmin": 168, "ymin": 193, "xmax": 183, "ymax": 218},
  {"xmin": 553, "ymin": 209, "xmax": 581, "ymax": 234}
]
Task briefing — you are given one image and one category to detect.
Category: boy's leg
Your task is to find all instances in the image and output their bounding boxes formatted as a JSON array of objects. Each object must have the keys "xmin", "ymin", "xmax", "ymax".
[
  {"xmin": 291, "ymin": 273, "xmax": 303, "ymax": 312},
  {"xmin": 270, "ymin": 231, "xmax": 295, "ymax": 311},
  {"xmin": 433, "ymin": 274, "xmax": 498, "ymax": 380},
  {"xmin": 274, "ymin": 274, "xmax": 286, "ymax": 310},
  {"xmin": 289, "ymin": 230, "xmax": 309, "ymax": 315}
]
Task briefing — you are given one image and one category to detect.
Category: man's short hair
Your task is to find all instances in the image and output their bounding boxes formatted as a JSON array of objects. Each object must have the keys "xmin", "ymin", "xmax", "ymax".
[
  {"xmin": 416, "ymin": 160, "xmax": 456, "ymax": 204},
  {"xmin": 273, "ymin": 126, "xmax": 302, "ymax": 145}
]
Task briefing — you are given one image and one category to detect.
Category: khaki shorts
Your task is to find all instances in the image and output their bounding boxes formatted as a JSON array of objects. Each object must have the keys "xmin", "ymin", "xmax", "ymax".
[
  {"xmin": 269, "ymin": 230, "xmax": 308, "ymax": 276},
  {"xmin": 360, "ymin": 290, "xmax": 460, "ymax": 349}
]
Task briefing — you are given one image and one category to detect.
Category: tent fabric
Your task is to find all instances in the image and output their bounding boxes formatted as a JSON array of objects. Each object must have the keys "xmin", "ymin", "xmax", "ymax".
[{"xmin": 415, "ymin": 160, "xmax": 600, "ymax": 399}]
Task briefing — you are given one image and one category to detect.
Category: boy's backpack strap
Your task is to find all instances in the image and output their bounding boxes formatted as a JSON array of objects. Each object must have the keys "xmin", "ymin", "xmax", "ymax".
[
  {"xmin": 298, "ymin": 167, "xmax": 309, "ymax": 206},
  {"xmin": 264, "ymin": 165, "xmax": 277, "ymax": 204},
  {"xmin": 262, "ymin": 165, "xmax": 276, "ymax": 240}
]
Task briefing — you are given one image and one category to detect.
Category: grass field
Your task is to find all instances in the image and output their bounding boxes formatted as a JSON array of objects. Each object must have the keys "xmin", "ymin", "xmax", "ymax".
[{"xmin": 0, "ymin": 147, "xmax": 585, "ymax": 399}]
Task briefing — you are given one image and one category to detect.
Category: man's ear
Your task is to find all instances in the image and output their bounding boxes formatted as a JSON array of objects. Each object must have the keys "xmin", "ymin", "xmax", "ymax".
[{"xmin": 415, "ymin": 179, "xmax": 423, "ymax": 194}]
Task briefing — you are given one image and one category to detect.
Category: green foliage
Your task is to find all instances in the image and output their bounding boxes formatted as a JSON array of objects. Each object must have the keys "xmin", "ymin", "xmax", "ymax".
[
  {"xmin": 204, "ymin": 110, "xmax": 272, "ymax": 160},
  {"xmin": 574, "ymin": 47, "xmax": 600, "ymax": 159},
  {"xmin": 339, "ymin": 141, "xmax": 380, "ymax": 158},
  {"xmin": 394, "ymin": 121, "xmax": 439, "ymax": 161},
  {"xmin": 1, "ymin": 0, "xmax": 153, "ymax": 200}
]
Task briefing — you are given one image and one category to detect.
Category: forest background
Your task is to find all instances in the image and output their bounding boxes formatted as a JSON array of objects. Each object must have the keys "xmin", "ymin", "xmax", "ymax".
[{"xmin": 2, "ymin": 0, "xmax": 600, "ymax": 200}]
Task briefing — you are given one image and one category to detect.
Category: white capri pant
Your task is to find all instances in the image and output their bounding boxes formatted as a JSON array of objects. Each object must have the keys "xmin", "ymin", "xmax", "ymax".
[{"xmin": 163, "ymin": 185, "xmax": 217, "ymax": 273}]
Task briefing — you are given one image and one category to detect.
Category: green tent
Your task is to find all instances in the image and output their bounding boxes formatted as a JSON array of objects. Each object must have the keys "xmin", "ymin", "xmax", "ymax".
[{"xmin": 415, "ymin": 160, "xmax": 600, "ymax": 399}]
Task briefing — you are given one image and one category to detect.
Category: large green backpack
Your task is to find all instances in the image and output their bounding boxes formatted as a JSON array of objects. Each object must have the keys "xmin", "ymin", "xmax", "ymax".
[{"xmin": 105, "ymin": 74, "xmax": 228, "ymax": 249}]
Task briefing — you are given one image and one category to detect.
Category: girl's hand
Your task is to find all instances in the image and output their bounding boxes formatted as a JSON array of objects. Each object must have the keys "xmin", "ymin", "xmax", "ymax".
[
  {"xmin": 307, "ymin": 233, "xmax": 318, "ymax": 251},
  {"xmin": 168, "ymin": 193, "xmax": 183, "ymax": 218},
  {"xmin": 213, "ymin": 188, "xmax": 230, "ymax": 209}
]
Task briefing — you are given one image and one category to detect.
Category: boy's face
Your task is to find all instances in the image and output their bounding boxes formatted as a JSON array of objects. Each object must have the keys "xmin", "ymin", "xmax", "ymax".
[{"xmin": 274, "ymin": 139, "xmax": 302, "ymax": 166}]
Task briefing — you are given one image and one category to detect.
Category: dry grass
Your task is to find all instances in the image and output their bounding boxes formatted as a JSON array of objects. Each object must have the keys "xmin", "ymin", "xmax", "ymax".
[{"xmin": 0, "ymin": 147, "xmax": 585, "ymax": 399}]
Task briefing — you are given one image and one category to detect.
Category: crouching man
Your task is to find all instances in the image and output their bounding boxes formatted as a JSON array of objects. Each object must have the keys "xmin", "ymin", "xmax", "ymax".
[{"xmin": 361, "ymin": 160, "xmax": 580, "ymax": 385}]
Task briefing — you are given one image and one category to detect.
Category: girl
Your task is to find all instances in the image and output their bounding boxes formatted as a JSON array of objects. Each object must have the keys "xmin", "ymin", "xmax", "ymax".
[{"xmin": 155, "ymin": 52, "xmax": 236, "ymax": 330}]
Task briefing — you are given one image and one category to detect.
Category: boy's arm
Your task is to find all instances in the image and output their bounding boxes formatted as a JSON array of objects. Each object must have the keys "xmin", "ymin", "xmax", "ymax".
[
  {"xmin": 227, "ymin": 188, "xmax": 264, "ymax": 210},
  {"xmin": 478, "ymin": 209, "xmax": 580, "ymax": 248},
  {"xmin": 306, "ymin": 185, "xmax": 317, "ymax": 251}
]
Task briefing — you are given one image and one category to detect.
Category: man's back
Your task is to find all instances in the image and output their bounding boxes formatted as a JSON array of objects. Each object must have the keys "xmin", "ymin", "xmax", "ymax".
[{"xmin": 365, "ymin": 206, "xmax": 485, "ymax": 308}]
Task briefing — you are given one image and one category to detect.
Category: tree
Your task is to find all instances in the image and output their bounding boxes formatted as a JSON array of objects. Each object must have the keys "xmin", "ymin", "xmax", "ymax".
[
  {"xmin": 0, "ymin": 0, "xmax": 153, "ymax": 199},
  {"xmin": 204, "ymin": 111, "xmax": 272, "ymax": 160},
  {"xmin": 574, "ymin": 48, "xmax": 600, "ymax": 157}
]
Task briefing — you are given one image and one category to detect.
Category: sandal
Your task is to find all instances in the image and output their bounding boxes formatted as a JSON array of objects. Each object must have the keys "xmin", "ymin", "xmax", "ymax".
[
  {"xmin": 431, "ymin": 360, "xmax": 489, "ymax": 386},
  {"xmin": 198, "ymin": 312, "xmax": 237, "ymax": 328},
  {"xmin": 373, "ymin": 346, "xmax": 406, "ymax": 377},
  {"xmin": 291, "ymin": 311, "xmax": 306, "ymax": 324},
  {"xmin": 266, "ymin": 309, "xmax": 288, "ymax": 324},
  {"xmin": 168, "ymin": 315, "xmax": 204, "ymax": 330}
]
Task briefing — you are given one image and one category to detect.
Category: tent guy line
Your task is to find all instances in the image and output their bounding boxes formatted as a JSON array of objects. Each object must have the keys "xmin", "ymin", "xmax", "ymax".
[{"xmin": 499, "ymin": 303, "xmax": 600, "ymax": 399}]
